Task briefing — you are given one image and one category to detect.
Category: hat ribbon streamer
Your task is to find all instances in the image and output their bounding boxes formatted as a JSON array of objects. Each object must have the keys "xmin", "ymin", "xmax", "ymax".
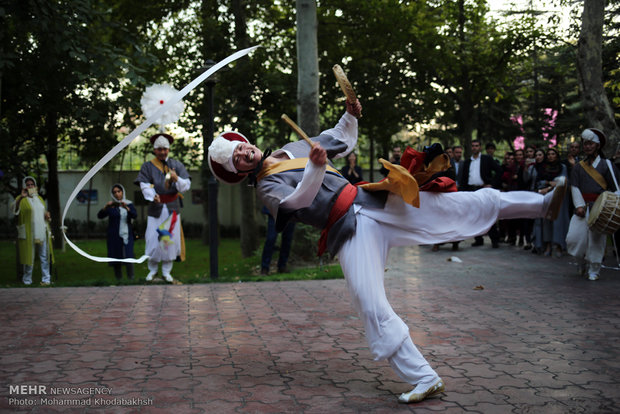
[{"xmin": 61, "ymin": 45, "xmax": 260, "ymax": 263}]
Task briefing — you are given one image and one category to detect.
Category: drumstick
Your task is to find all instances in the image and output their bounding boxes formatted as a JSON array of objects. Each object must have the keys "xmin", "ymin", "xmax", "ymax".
[
  {"xmin": 281, "ymin": 114, "xmax": 314, "ymax": 148},
  {"xmin": 333, "ymin": 64, "xmax": 361, "ymax": 118},
  {"xmin": 332, "ymin": 64, "xmax": 357, "ymax": 103}
]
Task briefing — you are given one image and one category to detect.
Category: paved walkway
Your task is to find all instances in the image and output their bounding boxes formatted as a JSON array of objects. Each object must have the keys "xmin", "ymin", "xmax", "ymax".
[{"xmin": 1, "ymin": 241, "xmax": 619, "ymax": 413}]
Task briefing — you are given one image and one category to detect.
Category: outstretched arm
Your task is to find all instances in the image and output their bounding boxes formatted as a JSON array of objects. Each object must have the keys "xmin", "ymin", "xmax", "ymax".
[{"xmin": 319, "ymin": 99, "xmax": 362, "ymax": 159}]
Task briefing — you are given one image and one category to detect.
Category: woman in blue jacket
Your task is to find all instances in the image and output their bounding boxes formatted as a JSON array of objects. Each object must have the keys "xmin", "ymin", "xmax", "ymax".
[{"xmin": 97, "ymin": 184, "xmax": 137, "ymax": 280}]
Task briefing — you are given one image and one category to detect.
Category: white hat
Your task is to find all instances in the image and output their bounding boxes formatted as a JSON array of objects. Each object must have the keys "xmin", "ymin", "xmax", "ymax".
[
  {"xmin": 149, "ymin": 133, "xmax": 174, "ymax": 149},
  {"xmin": 581, "ymin": 128, "xmax": 606, "ymax": 148},
  {"xmin": 208, "ymin": 132, "xmax": 250, "ymax": 184},
  {"xmin": 208, "ymin": 136, "xmax": 241, "ymax": 173}
]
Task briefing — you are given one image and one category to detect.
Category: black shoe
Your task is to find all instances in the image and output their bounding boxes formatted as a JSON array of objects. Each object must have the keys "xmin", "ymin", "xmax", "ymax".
[
  {"xmin": 471, "ymin": 240, "xmax": 484, "ymax": 247},
  {"xmin": 260, "ymin": 268, "xmax": 269, "ymax": 275},
  {"xmin": 492, "ymin": 242, "xmax": 500, "ymax": 248},
  {"xmin": 278, "ymin": 267, "xmax": 289, "ymax": 274}
]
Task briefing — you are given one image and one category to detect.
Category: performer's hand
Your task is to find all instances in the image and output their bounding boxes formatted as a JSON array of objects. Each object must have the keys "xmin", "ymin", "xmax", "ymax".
[
  {"xmin": 153, "ymin": 194, "xmax": 161, "ymax": 203},
  {"xmin": 169, "ymin": 169, "xmax": 178, "ymax": 182},
  {"xmin": 44, "ymin": 211, "xmax": 51, "ymax": 222},
  {"xmin": 575, "ymin": 207, "xmax": 585, "ymax": 218},
  {"xmin": 346, "ymin": 99, "xmax": 362, "ymax": 119},
  {"xmin": 309, "ymin": 143, "xmax": 327, "ymax": 166},
  {"xmin": 21, "ymin": 188, "xmax": 28, "ymax": 198}
]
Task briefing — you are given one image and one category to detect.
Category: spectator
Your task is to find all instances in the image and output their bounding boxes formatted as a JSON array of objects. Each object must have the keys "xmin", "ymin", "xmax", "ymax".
[
  {"xmin": 564, "ymin": 141, "xmax": 582, "ymax": 175},
  {"xmin": 433, "ymin": 147, "xmax": 460, "ymax": 252},
  {"xmin": 499, "ymin": 152, "xmax": 519, "ymax": 245},
  {"xmin": 452, "ymin": 145, "xmax": 464, "ymax": 188},
  {"xmin": 13, "ymin": 176, "xmax": 54, "ymax": 286},
  {"xmin": 97, "ymin": 184, "xmax": 137, "ymax": 281},
  {"xmin": 341, "ymin": 152, "xmax": 364, "ymax": 184},
  {"xmin": 563, "ymin": 141, "xmax": 582, "ymax": 218},
  {"xmin": 530, "ymin": 148, "xmax": 569, "ymax": 257},
  {"xmin": 514, "ymin": 149, "xmax": 532, "ymax": 248},
  {"xmin": 380, "ymin": 146, "xmax": 402, "ymax": 177},
  {"xmin": 461, "ymin": 140, "xmax": 503, "ymax": 247},
  {"xmin": 260, "ymin": 206, "xmax": 295, "ymax": 275},
  {"xmin": 486, "ymin": 142, "xmax": 500, "ymax": 164}
]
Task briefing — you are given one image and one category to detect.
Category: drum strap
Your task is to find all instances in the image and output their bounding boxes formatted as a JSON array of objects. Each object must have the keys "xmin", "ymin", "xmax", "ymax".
[
  {"xmin": 579, "ymin": 160, "xmax": 607, "ymax": 190},
  {"xmin": 606, "ymin": 159, "xmax": 620, "ymax": 193}
]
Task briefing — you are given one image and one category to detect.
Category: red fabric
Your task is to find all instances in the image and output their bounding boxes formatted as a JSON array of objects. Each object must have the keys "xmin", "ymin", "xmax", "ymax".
[
  {"xmin": 420, "ymin": 176, "xmax": 457, "ymax": 193},
  {"xmin": 317, "ymin": 184, "xmax": 358, "ymax": 256},
  {"xmin": 158, "ymin": 193, "xmax": 179, "ymax": 204},
  {"xmin": 400, "ymin": 147, "xmax": 426, "ymax": 175},
  {"xmin": 168, "ymin": 211, "xmax": 178, "ymax": 235},
  {"xmin": 583, "ymin": 193, "xmax": 600, "ymax": 203}
]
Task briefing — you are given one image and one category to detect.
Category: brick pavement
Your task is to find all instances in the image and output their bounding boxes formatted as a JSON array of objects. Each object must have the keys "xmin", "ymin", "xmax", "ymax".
[{"xmin": 0, "ymin": 240, "xmax": 619, "ymax": 413}]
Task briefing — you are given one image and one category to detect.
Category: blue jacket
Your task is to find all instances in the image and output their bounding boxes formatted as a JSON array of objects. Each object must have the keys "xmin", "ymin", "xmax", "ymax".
[{"xmin": 97, "ymin": 204, "xmax": 137, "ymax": 262}]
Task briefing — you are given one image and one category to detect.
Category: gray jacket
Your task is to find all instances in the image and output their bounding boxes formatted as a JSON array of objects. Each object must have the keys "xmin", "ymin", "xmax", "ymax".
[
  {"xmin": 257, "ymin": 134, "xmax": 386, "ymax": 256},
  {"xmin": 135, "ymin": 158, "xmax": 191, "ymax": 218}
]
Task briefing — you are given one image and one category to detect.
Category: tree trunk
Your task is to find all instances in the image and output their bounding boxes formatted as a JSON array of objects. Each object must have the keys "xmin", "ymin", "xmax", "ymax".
[
  {"xmin": 577, "ymin": 0, "xmax": 619, "ymax": 153},
  {"xmin": 45, "ymin": 111, "xmax": 63, "ymax": 249},
  {"xmin": 296, "ymin": 0, "xmax": 320, "ymax": 137},
  {"xmin": 232, "ymin": 0, "xmax": 259, "ymax": 257}
]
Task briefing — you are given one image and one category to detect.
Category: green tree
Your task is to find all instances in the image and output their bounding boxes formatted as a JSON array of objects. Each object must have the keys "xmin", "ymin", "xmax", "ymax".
[{"xmin": 1, "ymin": 0, "xmax": 150, "ymax": 248}]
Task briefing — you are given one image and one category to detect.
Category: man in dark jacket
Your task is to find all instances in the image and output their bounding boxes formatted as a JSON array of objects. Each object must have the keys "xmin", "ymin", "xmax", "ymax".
[{"xmin": 461, "ymin": 140, "xmax": 504, "ymax": 247}]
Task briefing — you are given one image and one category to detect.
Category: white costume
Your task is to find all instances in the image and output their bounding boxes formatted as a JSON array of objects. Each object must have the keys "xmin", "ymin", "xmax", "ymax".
[
  {"xmin": 209, "ymin": 107, "xmax": 562, "ymax": 403},
  {"xmin": 135, "ymin": 135, "xmax": 191, "ymax": 281},
  {"xmin": 565, "ymin": 129, "xmax": 620, "ymax": 280}
]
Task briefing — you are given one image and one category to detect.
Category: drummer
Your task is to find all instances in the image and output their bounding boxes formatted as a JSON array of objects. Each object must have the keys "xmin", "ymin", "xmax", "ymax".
[{"xmin": 566, "ymin": 128, "xmax": 620, "ymax": 281}]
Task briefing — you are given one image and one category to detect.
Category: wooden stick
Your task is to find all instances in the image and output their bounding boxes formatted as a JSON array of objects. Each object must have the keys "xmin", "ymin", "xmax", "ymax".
[
  {"xmin": 332, "ymin": 64, "xmax": 357, "ymax": 103},
  {"xmin": 281, "ymin": 114, "xmax": 314, "ymax": 148}
]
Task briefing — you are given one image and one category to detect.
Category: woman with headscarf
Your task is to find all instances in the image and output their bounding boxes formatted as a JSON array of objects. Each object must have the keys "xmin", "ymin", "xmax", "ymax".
[
  {"xmin": 13, "ymin": 176, "xmax": 54, "ymax": 285},
  {"xmin": 530, "ymin": 148, "xmax": 569, "ymax": 256},
  {"xmin": 97, "ymin": 184, "xmax": 137, "ymax": 280}
]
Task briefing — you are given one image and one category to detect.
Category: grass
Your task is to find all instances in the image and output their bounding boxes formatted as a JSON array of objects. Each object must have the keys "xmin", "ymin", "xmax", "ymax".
[{"xmin": 0, "ymin": 238, "xmax": 343, "ymax": 288}]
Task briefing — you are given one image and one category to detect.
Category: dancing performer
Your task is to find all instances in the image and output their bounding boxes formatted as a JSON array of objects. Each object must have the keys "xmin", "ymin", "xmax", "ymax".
[
  {"xmin": 566, "ymin": 128, "xmax": 620, "ymax": 280},
  {"xmin": 135, "ymin": 133, "xmax": 191, "ymax": 282},
  {"xmin": 208, "ymin": 99, "xmax": 566, "ymax": 403}
]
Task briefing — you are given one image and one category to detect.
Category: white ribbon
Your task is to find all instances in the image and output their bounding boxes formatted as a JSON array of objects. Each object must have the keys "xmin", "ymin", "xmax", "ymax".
[{"xmin": 62, "ymin": 45, "xmax": 259, "ymax": 263}]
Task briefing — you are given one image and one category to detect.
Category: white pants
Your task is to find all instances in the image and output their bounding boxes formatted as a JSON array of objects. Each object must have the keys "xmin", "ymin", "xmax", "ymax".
[
  {"xmin": 23, "ymin": 238, "xmax": 51, "ymax": 285},
  {"xmin": 338, "ymin": 189, "xmax": 546, "ymax": 385},
  {"xmin": 148, "ymin": 259, "xmax": 174, "ymax": 277},
  {"xmin": 145, "ymin": 205, "xmax": 182, "ymax": 262},
  {"xmin": 566, "ymin": 212, "xmax": 606, "ymax": 271}
]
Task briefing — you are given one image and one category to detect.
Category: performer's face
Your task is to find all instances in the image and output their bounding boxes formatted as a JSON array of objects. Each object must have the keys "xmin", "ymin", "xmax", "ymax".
[
  {"xmin": 154, "ymin": 147, "xmax": 169, "ymax": 161},
  {"xmin": 582, "ymin": 140, "xmax": 598, "ymax": 157},
  {"xmin": 233, "ymin": 142, "xmax": 263, "ymax": 173}
]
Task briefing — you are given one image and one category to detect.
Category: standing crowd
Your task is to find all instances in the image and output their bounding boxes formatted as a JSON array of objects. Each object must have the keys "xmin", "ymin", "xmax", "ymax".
[{"xmin": 434, "ymin": 129, "xmax": 619, "ymax": 281}]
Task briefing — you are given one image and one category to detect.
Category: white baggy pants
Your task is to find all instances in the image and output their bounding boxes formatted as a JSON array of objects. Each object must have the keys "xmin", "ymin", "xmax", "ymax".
[
  {"xmin": 565, "ymin": 210, "xmax": 606, "ymax": 271},
  {"xmin": 338, "ymin": 189, "xmax": 546, "ymax": 385}
]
